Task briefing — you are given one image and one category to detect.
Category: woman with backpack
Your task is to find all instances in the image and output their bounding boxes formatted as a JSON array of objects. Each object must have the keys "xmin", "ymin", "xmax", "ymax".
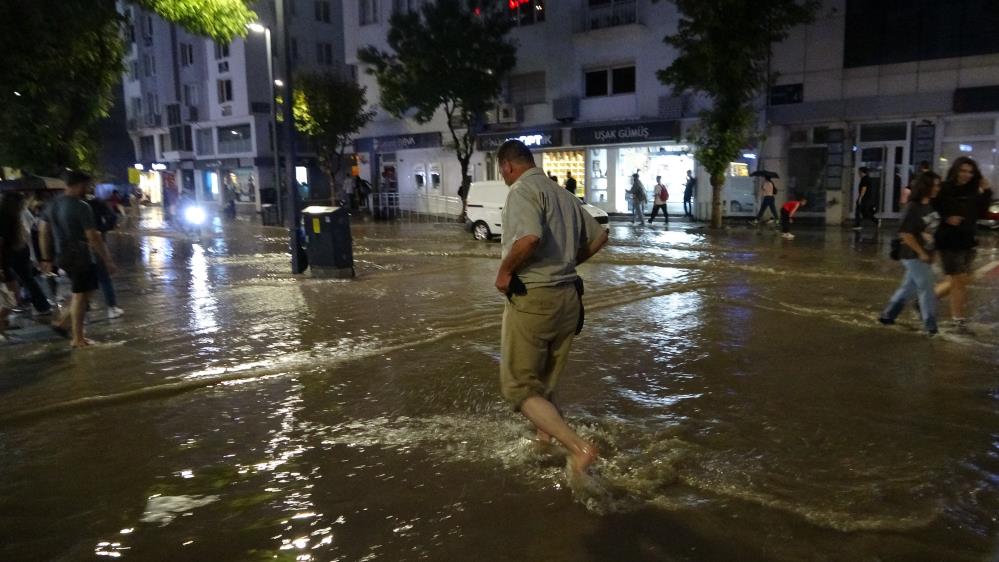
[{"xmin": 648, "ymin": 175, "xmax": 669, "ymax": 225}]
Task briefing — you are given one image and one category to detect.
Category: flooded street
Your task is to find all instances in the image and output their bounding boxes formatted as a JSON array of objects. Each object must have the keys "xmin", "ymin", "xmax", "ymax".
[{"xmin": 2, "ymin": 210, "xmax": 999, "ymax": 561}]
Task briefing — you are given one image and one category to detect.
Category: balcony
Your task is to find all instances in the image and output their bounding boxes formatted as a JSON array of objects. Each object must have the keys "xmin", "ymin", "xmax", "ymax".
[{"xmin": 581, "ymin": 0, "xmax": 638, "ymax": 32}]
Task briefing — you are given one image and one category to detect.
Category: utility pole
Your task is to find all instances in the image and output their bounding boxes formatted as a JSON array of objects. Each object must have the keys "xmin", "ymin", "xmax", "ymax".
[{"xmin": 274, "ymin": 0, "xmax": 304, "ymax": 273}]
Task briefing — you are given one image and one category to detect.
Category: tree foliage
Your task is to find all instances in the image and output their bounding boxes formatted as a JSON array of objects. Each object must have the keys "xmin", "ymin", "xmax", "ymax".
[
  {"xmin": 293, "ymin": 72, "xmax": 375, "ymax": 193},
  {"xmin": 0, "ymin": 0, "xmax": 255, "ymax": 176},
  {"xmin": 657, "ymin": 0, "xmax": 819, "ymax": 227},
  {"xmin": 357, "ymin": 0, "xmax": 516, "ymax": 203}
]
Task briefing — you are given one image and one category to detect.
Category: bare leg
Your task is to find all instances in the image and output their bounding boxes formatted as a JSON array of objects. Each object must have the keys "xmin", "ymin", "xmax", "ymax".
[
  {"xmin": 70, "ymin": 291, "xmax": 90, "ymax": 347},
  {"xmin": 949, "ymin": 273, "xmax": 970, "ymax": 319},
  {"xmin": 520, "ymin": 395, "xmax": 597, "ymax": 476}
]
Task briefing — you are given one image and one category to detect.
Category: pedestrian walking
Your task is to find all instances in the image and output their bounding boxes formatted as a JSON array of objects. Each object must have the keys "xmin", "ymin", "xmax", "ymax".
[
  {"xmin": 900, "ymin": 160, "xmax": 931, "ymax": 207},
  {"xmin": 780, "ymin": 195, "xmax": 807, "ymax": 239},
  {"xmin": 0, "ymin": 192, "xmax": 52, "ymax": 316},
  {"xmin": 564, "ymin": 171, "xmax": 577, "ymax": 196},
  {"xmin": 494, "ymin": 139, "xmax": 608, "ymax": 483},
  {"xmin": 852, "ymin": 167, "xmax": 880, "ymax": 230},
  {"xmin": 878, "ymin": 172, "xmax": 942, "ymax": 335},
  {"xmin": 932, "ymin": 156, "xmax": 994, "ymax": 334},
  {"xmin": 39, "ymin": 171, "xmax": 117, "ymax": 348},
  {"xmin": 86, "ymin": 195, "xmax": 124, "ymax": 319},
  {"xmin": 630, "ymin": 173, "xmax": 646, "ymax": 224},
  {"xmin": 648, "ymin": 175, "xmax": 669, "ymax": 224},
  {"xmin": 753, "ymin": 177, "xmax": 779, "ymax": 223},
  {"xmin": 683, "ymin": 170, "xmax": 695, "ymax": 218}
]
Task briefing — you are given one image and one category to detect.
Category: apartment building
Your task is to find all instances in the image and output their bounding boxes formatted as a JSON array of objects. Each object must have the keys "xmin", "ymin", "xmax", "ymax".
[
  {"xmin": 122, "ymin": 0, "xmax": 345, "ymax": 211},
  {"xmin": 349, "ymin": 0, "xmax": 999, "ymax": 223},
  {"xmin": 766, "ymin": 0, "xmax": 999, "ymax": 224}
]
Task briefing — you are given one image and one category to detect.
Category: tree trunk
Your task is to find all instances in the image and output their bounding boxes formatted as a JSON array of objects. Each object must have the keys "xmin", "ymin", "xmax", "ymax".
[{"xmin": 710, "ymin": 172, "xmax": 725, "ymax": 229}]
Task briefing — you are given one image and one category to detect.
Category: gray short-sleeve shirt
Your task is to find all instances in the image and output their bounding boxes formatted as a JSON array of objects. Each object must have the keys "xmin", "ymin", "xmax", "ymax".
[
  {"xmin": 501, "ymin": 168, "xmax": 603, "ymax": 288},
  {"xmin": 43, "ymin": 195, "xmax": 95, "ymax": 255}
]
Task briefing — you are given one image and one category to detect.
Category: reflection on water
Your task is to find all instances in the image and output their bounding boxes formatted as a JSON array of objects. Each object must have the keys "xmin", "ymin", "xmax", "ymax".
[{"xmin": 1, "ymin": 217, "xmax": 998, "ymax": 561}]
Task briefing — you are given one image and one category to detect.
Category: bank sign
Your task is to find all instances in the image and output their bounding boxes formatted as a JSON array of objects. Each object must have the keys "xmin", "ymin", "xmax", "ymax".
[
  {"xmin": 570, "ymin": 120, "xmax": 681, "ymax": 146},
  {"xmin": 476, "ymin": 128, "xmax": 563, "ymax": 152},
  {"xmin": 354, "ymin": 132, "xmax": 442, "ymax": 153}
]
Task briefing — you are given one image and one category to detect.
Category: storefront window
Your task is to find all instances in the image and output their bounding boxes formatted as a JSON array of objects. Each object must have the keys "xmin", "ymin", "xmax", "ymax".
[
  {"xmin": 786, "ymin": 147, "xmax": 829, "ymax": 213},
  {"xmin": 616, "ymin": 145, "xmax": 693, "ymax": 214},
  {"xmin": 541, "ymin": 150, "xmax": 585, "ymax": 198},
  {"xmin": 722, "ymin": 158, "xmax": 755, "ymax": 216},
  {"xmin": 588, "ymin": 148, "xmax": 608, "ymax": 206}
]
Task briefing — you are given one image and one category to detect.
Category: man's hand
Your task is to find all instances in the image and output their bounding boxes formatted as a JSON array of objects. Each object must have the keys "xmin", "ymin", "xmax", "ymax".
[
  {"xmin": 39, "ymin": 261, "xmax": 53, "ymax": 275},
  {"xmin": 495, "ymin": 269, "xmax": 512, "ymax": 295},
  {"xmin": 946, "ymin": 215, "xmax": 964, "ymax": 226},
  {"xmin": 919, "ymin": 253, "xmax": 933, "ymax": 263}
]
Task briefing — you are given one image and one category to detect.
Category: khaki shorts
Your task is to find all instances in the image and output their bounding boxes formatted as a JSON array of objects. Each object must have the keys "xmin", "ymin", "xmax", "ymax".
[{"xmin": 500, "ymin": 283, "xmax": 580, "ymax": 411}]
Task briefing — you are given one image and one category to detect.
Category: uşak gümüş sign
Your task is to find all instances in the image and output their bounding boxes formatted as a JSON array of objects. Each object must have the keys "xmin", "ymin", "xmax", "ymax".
[{"xmin": 571, "ymin": 120, "xmax": 680, "ymax": 146}]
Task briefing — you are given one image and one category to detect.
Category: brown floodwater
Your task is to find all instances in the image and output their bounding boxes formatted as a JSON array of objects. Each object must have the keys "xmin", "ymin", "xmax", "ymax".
[{"xmin": 1, "ymin": 210, "xmax": 998, "ymax": 561}]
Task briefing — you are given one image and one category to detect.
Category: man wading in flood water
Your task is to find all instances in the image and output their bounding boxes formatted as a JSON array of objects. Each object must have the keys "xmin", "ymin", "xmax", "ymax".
[{"xmin": 493, "ymin": 139, "xmax": 609, "ymax": 481}]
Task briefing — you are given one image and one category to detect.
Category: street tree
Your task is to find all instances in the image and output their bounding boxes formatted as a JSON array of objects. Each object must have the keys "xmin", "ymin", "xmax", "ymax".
[
  {"xmin": 656, "ymin": 0, "xmax": 819, "ymax": 228},
  {"xmin": 0, "ymin": 0, "xmax": 255, "ymax": 176},
  {"xmin": 357, "ymin": 0, "xmax": 516, "ymax": 212},
  {"xmin": 293, "ymin": 72, "xmax": 376, "ymax": 199}
]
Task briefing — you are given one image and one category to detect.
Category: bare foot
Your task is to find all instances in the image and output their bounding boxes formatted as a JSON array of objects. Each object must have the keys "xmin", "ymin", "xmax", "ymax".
[
  {"xmin": 536, "ymin": 429, "xmax": 553, "ymax": 444},
  {"xmin": 71, "ymin": 338, "xmax": 93, "ymax": 349},
  {"xmin": 568, "ymin": 444, "xmax": 599, "ymax": 478}
]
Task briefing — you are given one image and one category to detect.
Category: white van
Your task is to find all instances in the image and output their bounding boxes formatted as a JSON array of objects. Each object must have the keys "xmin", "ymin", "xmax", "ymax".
[{"xmin": 465, "ymin": 180, "xmax": 610, "ymax": 240}]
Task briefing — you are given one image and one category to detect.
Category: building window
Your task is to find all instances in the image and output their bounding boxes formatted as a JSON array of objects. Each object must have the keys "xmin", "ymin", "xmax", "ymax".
[
  {"xmin": 506, "ymin": 0, "xmax": 544, "ymax": 26},
  {"xmin": 291, "ymin": 37, "xmax": 299, "ymax": 61},
  {"xmin": 183, "ymin": 83, "xmax": 200, "ymax": 106},
  {"xmin": 217, "ymin": 79, "xmax": 233, "ymax": 103},
  {"xmin": 130, "ymin": 97, "xmax": 142, "ymax": 119},
  {"xmin": 143, "ymin": 54, "xmax": 156, "ymax": 77},
  {"xmin": 586, "ymin": 0, "xmax": 636, "ymax": 30},
  {"xmin": 179, "ymin": 43, "xmax": 194, "ymax": 67},
  {"xmin": 392, "ymin": 0, "xmax": 419, "ymax": 14},
  {"xmin": 128, "ymin": 61, "xmax": 139, "ymax": 80},
  {"xmin": 584, "ymin": 65, "xmax": 635, "ymax": 97},
  {"xmin": 315, "ymin": 0, "xmax": 331, "ymax": 22},
  {"xmin": 317, "ymin": 42, "xmax": 334, "ymax": 65},
  {"xmin": 217, "ymin": 124, "xmax": 253, "ymax": 154},
  {"xmin": 215, "ymin": 42, "xmax": 230, "ymax": 60},
  {"xmin": 360, "ymin": 0, "xmax": 379, "ymax": 25},
  {"xmin": 508, "ymin": 72, "xmax": 546, "ymax": 104},
  {"xmin": 143, "ymin": 14, "xmax": 154, "ymax": 37}
]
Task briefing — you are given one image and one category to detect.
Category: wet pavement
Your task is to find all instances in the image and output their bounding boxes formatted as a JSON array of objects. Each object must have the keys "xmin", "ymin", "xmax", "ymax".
[{"xmin": 1, "ymin": 208, "xmax": 998, "ymax": 561}]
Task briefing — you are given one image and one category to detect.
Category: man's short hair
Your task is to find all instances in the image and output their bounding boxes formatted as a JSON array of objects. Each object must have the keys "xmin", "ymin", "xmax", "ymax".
[
  {"xmin": 496, "ymin": 140, "xmax": 535, "ymax": 166},
  {"xmin": 65, "ymin": 170, "xmax": 93, "ymax": 187},
  {"xmin": 858, "ymin": 166, "xmax": 869, "ymax": 175}
]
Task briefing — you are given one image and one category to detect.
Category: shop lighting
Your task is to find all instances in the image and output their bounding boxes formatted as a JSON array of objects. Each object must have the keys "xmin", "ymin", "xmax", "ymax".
[
  {"xmin": 151, "ymin": 163, "xmax": 167, "ymax": 171},
  {"xmin": 742, "ymin": 153, "xmax": 757, "ymax": 159},
  {"xmin": 133, "ymin": 163, "xmax": 144, "ymax": 170},
  {"xmin": 274, "ymin": 79, "xmax": 285, "ymax": 87},
  {"xmin": 959, "ymin": 144, "xmax": 973, "ymax": 152},
  {"xmin": 246, "ymin": 23, "xmax": 266, "ymax": 33},
  {"xmin": 13, "ymin": 91, "xmax": 21, "ymax": 97}
]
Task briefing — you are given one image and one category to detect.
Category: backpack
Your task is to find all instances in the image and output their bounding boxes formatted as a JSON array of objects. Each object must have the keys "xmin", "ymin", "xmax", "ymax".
[
  {"xmin": 88, "ymin": 199, "xmax": 118, "ymax": 233},
  {"xmin": 658, "ymin": 184, "xmax": 669, "ymax": 201}
]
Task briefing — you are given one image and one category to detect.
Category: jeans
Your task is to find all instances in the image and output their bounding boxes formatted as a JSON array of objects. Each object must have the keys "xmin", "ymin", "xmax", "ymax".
[
  {"xmin": 683, "ymin": 199, "xmax": 692, "ymax": 217},
  {"xmin": 96, "ymin": 256, "xmax": 117, "ymax": 308},
  {"xmin": 757, "ymin": 196, "xmax": 778, "ymax": 220},
  {"xmin": 881, "ymin": 259, "xmax": 937, "ymax": 332},
  {"xmin": 780, "ymin": 209, "xmax": 791, "ymax": 233},
  {"xmin": 631, "ymin": 201, "xmax": 645, "ymax": 223}
]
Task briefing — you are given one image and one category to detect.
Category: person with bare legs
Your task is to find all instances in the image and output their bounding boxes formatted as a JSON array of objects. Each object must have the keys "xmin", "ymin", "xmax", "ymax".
[
  {"xmin": 39, "ymin": 171, "xmax": 117, "ymax": 348},
  {"xmin": 931, "ymin": 157, "xmax": 993, "ymax": 334},
  {"xmin": 494, "ymin": 139, "xmax": 608, "ymax": 482}
]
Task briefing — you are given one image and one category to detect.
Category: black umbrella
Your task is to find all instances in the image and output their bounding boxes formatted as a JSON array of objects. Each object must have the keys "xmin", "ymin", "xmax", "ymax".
[{"xmin": 749, "ymin": 170, "xmax": 780, "ymax": 179}]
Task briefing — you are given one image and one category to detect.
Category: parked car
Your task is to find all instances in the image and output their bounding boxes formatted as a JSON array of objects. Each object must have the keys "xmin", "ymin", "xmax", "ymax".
[{"xmin": 465, "ymin": 180, "xmax": 609, "ymax": 241}]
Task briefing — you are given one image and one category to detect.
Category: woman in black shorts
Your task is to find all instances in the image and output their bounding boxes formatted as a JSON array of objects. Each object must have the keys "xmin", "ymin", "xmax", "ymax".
[{"xmin": 934, "ymin": 156, "xmax": 994, "ymax": 333}]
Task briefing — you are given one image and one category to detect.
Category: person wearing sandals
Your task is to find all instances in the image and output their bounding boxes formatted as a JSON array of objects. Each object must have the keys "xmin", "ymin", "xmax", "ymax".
[
  {"xmin": 38, "ymin": 171, "xmax": 117, "ymax": 348},
  {"xmin": 878, "ymin": 172, "xmax": 942, "ymax": 335}
]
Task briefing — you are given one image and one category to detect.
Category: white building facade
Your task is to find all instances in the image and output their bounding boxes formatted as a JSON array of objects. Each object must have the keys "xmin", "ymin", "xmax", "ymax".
[
  {"xmin": 766, "ymin": 0, "xmax": 999, "ymax": 224},
  {"xmin": 346, "ymin": 0, "xmax": 757, "ymax": 219},
  {"xmin": 122, "ymin": 0, "xmax": 346, "ymax": 211}
]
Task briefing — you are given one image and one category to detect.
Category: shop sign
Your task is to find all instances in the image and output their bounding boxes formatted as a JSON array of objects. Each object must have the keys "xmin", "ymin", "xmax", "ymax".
[
  {"xmin": 354, "ymin": 132, "xmax": 442, "ymax": 153},
  {"xmin": 476, "ymin": 128, "xmax": 564, "ymax": 151},
  {"xmin": 571, "ymin": 120, "xmax": 680, "ymax": 146}
]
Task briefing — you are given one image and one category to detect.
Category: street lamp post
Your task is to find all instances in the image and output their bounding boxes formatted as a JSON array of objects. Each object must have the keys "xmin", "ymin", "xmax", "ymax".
[
  {"xmin": 274, "ymin": 0, "xmax": 304, "ymax": 273},
  {"xmin": 247, "ymin": 23, "xmax": 282, "ymax": 222}
]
